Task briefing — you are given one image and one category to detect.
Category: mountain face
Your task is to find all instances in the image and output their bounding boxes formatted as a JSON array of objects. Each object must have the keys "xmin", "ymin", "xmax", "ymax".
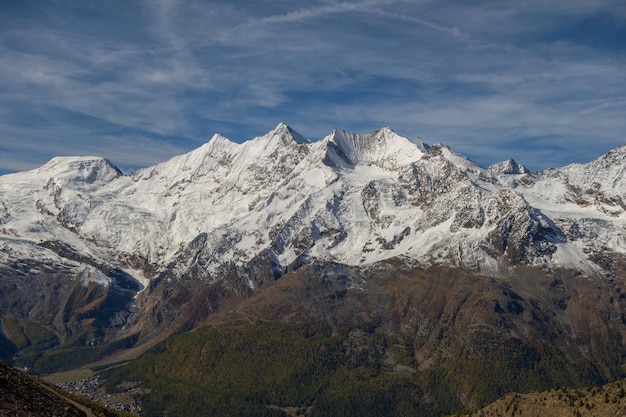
[
  {"xmin": 0, "ymin": 123, "xmax": 625, "ymax": 381},
  {"xmin": 488, "ymin": 159, "xmax": 529, "ymax": 174}
]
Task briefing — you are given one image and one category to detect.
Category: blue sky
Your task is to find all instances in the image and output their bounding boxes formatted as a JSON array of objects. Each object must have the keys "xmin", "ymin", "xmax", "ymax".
[{"xmin": 1, "ymin": 0, "xmax": 625, "ymax": 174}]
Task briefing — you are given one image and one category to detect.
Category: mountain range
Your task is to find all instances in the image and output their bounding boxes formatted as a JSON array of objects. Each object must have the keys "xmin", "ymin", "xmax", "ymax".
[{"xmin": 1, "ymin": 123, "xmax": 625, "ymax": 415}]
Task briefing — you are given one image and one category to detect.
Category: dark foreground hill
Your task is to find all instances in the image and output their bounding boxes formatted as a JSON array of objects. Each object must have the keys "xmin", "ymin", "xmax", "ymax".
[
  {"xmin": 0, "ymin": 361, "xmax": 133, "ymax": 417},
  {"xmin": 0, "ymin": 360, "xmax": 86, "ymax": 417}
]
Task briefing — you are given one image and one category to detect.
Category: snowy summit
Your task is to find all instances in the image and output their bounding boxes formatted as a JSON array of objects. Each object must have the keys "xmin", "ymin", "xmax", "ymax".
[{"xmin": 0, "ymin": 124, "xmax": 624, "ymax": 291}]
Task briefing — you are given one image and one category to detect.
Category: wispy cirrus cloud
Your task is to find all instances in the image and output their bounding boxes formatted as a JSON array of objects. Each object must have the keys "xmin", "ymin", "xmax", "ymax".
[{"xmin": 0, "ymin": 0, "xmax": 624, "ymax": 174}]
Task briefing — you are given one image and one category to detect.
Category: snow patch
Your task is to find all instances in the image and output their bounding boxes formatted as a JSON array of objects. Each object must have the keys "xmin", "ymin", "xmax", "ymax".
[{"xmin": 80, "ymin": 267, "xmax": 111, "ymax": 287}]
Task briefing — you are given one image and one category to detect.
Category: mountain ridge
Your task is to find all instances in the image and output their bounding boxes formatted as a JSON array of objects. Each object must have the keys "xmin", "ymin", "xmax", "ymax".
[
  {"xmin": 0, "ymin": 124, "xmax": 624, "ymax": 379},
  {"xmin": 1, "ymin": 123, "xmax": 624, "ymax": 279}
]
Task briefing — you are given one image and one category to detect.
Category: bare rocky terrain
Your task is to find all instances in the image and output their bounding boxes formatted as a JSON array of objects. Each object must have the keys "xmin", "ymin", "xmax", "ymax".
[{"xmin": 472, "ymin": 380, "xmax": 626, "ymax": 417}]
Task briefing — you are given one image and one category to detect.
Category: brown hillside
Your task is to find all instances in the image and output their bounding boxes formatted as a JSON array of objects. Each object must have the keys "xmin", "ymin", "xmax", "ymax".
[{"xmin": 0, "ymin": 361, "xmax": 88, "ymax": 417}]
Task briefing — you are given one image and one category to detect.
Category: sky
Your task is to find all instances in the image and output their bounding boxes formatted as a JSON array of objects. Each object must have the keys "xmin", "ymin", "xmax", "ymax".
[{"xmin": 1, "ymin": 0, "xmax": 625, "ymax": 175}]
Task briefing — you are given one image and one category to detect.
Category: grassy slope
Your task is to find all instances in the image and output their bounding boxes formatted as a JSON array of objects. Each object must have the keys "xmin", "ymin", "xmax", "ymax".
[{"xmin": 470, "ymin": 380, "xmax": 626, "ymax": 417}]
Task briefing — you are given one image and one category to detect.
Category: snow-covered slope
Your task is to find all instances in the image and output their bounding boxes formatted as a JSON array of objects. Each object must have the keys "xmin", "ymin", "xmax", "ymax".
[
  {"xmin": 488, "ymin": 159, "xmax": 529, "ymax": 174},
  {"xmin": 0, "ymin": 125, "xmax": 624, "ymax": 291}
]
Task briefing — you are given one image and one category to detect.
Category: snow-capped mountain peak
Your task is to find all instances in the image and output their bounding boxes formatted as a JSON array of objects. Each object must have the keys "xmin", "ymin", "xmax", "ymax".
[
  {"xmin": 323, "ymin": 126, "xmax": 426, "ymax": 169},
  {"xmin": 488, "ymin": 159, "xmax": 529, "ymax": 174},
  {"xmin": 243, "ymin": 123, "xmax": 310, "ymax": 155},
  {"xmin": 36, "ymin": 156, "xmax": 122, "ymax": 184},
  {"xmin": 272, "ymin": 122, "xmax": 310, "ymax": 145},
  {"xmin": 130, "ymin": 133, "xmax": 240, "ymax": 183},
  {"xmin": 0, "ymin": 125, "xmax": 624, "ymax": 295}
]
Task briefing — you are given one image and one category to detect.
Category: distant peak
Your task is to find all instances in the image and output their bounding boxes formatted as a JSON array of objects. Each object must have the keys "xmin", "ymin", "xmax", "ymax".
[
  {"xmin": 488, "ymin": 159, "xmax": 529, "ymax": 174},
  {"xmin": 37, "ymin": 156, "xmax": 122, "ymax": 183},
  {"xmin": 375, "ymin": 127, "xmax": 429, "ymax": 153},
  {"xmin": 208, "ymin": 133, "xmax": 235, "ymax": 145},
  {"xmin": 42, "ymin": 156, "xmax": 120, "ymax": 171},
  {"xmin": 272, "ymin": 123, "xmax": 310, "ymax": 144},
  {"xmin": 275, "ymin": 122, "xmax": 290, "ymax": 131},
  {"xmin": 376, "ymin": 126, "xmax": 395, "ymax": 136},
  {"xmin": 194, "ymin": 133, "xmax": 239, "ymax": 157},
  {"xmin": 324, "ymin": 127, "xmax": 427, "ymax": 167}
]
